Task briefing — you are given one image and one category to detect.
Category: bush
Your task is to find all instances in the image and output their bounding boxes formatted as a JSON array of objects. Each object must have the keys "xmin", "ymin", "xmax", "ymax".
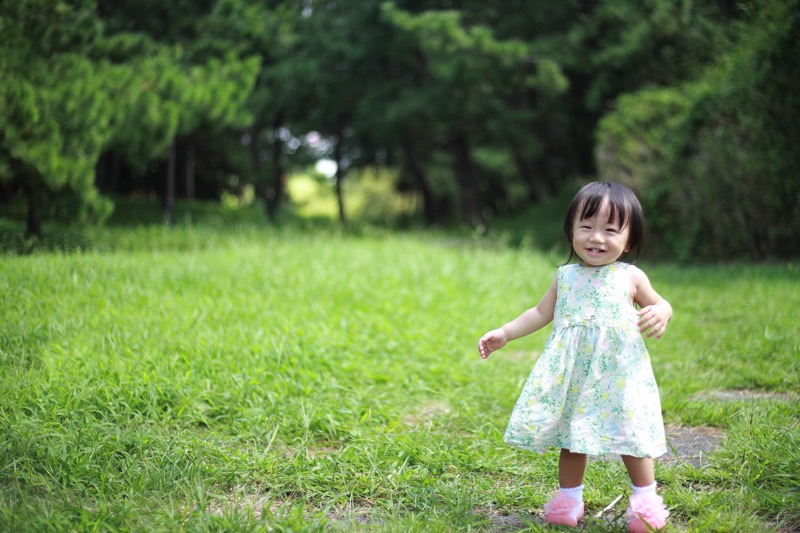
[{"xmin": 596, "ymin": 0, "xmax": 800, "ymax": 261}]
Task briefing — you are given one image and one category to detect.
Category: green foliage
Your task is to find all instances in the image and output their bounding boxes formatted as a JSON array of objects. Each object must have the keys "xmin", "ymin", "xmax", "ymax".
[
  {"xmin": 0, "ymin": 62, "xmax": 115, "ymax": 224},
  {"xmin": 597, "ymin": 0, "xmax": 800, "ymax": 261},
  {"xmin": 101, "ymin": 51, "xmax": 259, "ymax": 167},
  {"xmin": 2, "ymin": 0, "xmax": 795, "ymax": 259},
  {"xmin": 565, "ymin": 0, "xmax": 735, "ymax": 111},
  {"xmin": 0, "ymin": 0, "xmax": 259, "ymax": 233},
  {"xmin": 368, "ymin": 0, "xmax": 735, "ymax": 224}
]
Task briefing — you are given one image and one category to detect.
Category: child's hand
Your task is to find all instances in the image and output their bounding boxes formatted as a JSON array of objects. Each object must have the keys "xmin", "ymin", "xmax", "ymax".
[
  {"xmin": 637, "ymin": 300, "xmax": 672, "ymax": 339},
  {"xmin": 479, "ymin": 329, "xmax": 509, "ymax": 359}
]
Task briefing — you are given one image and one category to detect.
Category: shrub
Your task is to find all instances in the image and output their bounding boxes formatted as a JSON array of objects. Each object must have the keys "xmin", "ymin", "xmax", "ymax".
[{"xmin": 596, "ymin": 0, "xmax": 800, "ymax": 261}]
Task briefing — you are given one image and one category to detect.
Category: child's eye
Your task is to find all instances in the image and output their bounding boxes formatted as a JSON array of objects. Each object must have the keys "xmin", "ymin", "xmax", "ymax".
[{"xmin": 606, "ymin": 228, "xmax": 619, "ymax": 233}]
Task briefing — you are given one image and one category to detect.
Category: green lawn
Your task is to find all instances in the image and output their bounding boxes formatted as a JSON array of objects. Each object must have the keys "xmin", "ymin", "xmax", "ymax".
[{"xmin": 1, "ymin": 221, "xmax": 798, "ymax": 531}]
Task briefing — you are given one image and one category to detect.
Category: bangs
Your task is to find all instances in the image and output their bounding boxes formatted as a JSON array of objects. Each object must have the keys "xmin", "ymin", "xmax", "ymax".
[{"xmin": 577, "ymin": 189, "xmax": 629, "ymax": 228}]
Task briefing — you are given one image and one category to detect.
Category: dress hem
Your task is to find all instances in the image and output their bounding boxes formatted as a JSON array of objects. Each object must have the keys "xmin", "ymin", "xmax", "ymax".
[{"xmin": 504, "ymin": 438, "xmax": 666, "ymax": 459}]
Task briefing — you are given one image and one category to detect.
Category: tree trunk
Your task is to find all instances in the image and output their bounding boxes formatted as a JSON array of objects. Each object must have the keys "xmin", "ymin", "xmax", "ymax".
[
  {"xmin": 185, "ymin": 144, "xmax": 196, "ymax": 199},
  {"xmin": 265, "ymin": 113, "xmax": 286, "ymax": 221},
  {"xmin": 248, "ymin": 127, "xmax": 276, "ymax": 223},
  {"xmin": 24, "ymin": 182, "xmax": 42, "ymax": 237},
  {"xmin": 333, "ymin": 134, "xmax": 347, "ymax": 226},
  {"xmin": 95, "ymin": 152, "xmax": 107, "ymax": 192},
  {"xmin": 511, "ymin": 141, "xmax": 548, "ymax": 203},
  {"xmin": 450, "ymin": 130, "xmax": 484, "ymax": 228},
  {"xmin": 165, "ymin": 138, "xmax": 176, "ymax": 225},
  {"xmin": 402, "ymin": 138, "xmax": 438, "ymax": 225},
  {"xmin": 108, "ymin": 152, "xmax": 122, "ymax": 193}
]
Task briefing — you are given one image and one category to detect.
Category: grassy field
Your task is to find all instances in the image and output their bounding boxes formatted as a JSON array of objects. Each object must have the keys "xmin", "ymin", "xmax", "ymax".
[{"xmin": 1, "ymin": 211, "xmax": 799, "ymax": 531}]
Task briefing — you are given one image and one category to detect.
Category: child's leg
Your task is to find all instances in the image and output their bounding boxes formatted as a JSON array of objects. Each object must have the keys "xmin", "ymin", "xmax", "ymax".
[
  {"xmin": 559, "ymin": 448, "xmax": 587, "ymax": 488},
  {"xmin": 544, "ymin": 449, "xmax": 587, "ymax": 526},
  {"xmin": 621, "ymin": 455, "xmax": 668, "ymax": 532},
  {"xmin": 620, "ymin": 455, "xmax": 654, "ymax": 487}
]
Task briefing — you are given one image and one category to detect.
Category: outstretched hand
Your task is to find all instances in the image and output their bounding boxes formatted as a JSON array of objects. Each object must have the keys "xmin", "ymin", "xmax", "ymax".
[
  {"xmin": 479, "ymin": 328, "xmax": 509, "ymax": 359},
  {"xmin": 637, "ymin": 300, "xmax": 671, "ymax": 339}
]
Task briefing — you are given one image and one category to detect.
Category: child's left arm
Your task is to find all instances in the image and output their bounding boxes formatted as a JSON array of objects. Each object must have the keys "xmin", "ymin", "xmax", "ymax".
[{"xmin": 630, "ymin": 266, "xmax": 673, "ymax": 339}]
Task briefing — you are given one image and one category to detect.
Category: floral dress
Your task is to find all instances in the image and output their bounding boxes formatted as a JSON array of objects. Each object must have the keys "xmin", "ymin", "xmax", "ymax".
[{"xmin": 504, "ymin": 262, "xmax": 667, "ymax": 458}]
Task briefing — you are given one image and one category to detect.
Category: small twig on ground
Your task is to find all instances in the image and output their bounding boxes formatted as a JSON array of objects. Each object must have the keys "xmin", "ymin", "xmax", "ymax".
[{"xmin": 594, "ymin": 494, "xmax": 623, "ymax": 518}]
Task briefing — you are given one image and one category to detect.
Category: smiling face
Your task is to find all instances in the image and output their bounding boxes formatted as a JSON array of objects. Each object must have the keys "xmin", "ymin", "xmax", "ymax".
[{"xmin": 571, "ymin": 200, "xmax": 631, "ymax": 267}]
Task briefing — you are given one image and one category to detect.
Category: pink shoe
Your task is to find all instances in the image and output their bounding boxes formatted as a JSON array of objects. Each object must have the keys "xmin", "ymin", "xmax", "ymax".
[
  {"xmin": 626, "ymin": 492, "xmax": 669, "ymax": 532},
  {"xmin": 543, "ymin": 492, "xmax": 584, "ymax": 527}
]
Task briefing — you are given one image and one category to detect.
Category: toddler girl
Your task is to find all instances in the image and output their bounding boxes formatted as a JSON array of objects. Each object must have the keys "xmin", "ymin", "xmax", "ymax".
[{"xmin": 479, "ymin": 182, "xmax": 672, "ymax": 531}]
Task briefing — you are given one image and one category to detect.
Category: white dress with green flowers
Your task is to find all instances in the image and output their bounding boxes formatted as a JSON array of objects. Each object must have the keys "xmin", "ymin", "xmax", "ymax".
[{"xmin": 504, "ymin": 262, "xmax": 667, "ymax": 458}]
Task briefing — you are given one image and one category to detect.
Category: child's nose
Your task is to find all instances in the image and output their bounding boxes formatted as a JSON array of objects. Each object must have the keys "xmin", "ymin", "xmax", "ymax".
[{"xmin": 590, "ymin": 230, "xmax": 605, "ymax": 242}]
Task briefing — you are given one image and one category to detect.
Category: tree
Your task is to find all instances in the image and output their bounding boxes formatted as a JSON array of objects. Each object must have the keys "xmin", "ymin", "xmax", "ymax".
[
  {"xmin": 0, "ymin": 1, "xmax": 259, "ymax": 233},
  {"xmin": 0, "ymin": 0, "xmax": 115, "ymax": 235},
  {"xmin": 199, "ymin": 0, "xmax": 311, "ymax": 223},
  {"xmin": 1, "ymin": 0, "xmax": 761, "ymax": 241},
  {"xmin": 379, "ymin": 3, "xmax": 569, "ymax": 227},
  {"xmin": 293, "ymin": 0, "xmax": 393, "ymax": 226},
  {"xmin": 95, "ymin": 1, "xmax": 259, "ymax": 224},
  {"xmin": 596, "ymin": 0, "xmax": 800, "ymax": 261}
]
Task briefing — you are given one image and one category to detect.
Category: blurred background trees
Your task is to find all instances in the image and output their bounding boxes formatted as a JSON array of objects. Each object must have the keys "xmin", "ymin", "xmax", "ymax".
[
  {"xmin": 596, "ymin": 0, "xmax": 800, "ymax": 261},
  {"xmin": 1, "ymin": 0, "xmax": 798, "ymax": 260}
]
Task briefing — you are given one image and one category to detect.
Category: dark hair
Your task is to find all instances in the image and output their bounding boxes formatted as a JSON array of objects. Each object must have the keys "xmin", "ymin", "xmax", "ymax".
[{"xmin": 563, "ymin": 181, "xmax": 645, "ymax": 263}]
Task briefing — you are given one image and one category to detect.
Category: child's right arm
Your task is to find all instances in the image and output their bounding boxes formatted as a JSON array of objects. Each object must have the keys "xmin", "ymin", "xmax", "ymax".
[{"xmin": 478, "ymin": 274, "xmax": 558, "ymax": 359}]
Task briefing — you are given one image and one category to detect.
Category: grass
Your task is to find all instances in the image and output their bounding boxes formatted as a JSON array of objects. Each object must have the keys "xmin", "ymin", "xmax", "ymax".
[{"xmin": 0, "ymin": 200, "xmax": 799, "ymax": 531}]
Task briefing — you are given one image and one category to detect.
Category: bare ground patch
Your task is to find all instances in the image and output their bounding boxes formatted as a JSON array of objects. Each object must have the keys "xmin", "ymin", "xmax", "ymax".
[
  {"xmin": 660, "ymin": 424, "xmax": 725, "ymax": 468},
  {"xmin": 472, "ymin": 506, "xmax": 538, "ymax": 530},
  {"xmin": 586, "ymin": 423, "xmax": 725, "ymax": 468},
  {"xmin": 690, "ymin": 389, "xmax": 798, "ymax": 403},
  {"xmin": 326, "ymin": 502, "xmax": 381, "ymax": 530},
  {"xmin": 402, "ymin": 399, "xmax": 451, "ymax": 426},
  {"xmin": 208, "ymin": 494, "xmax": 291, "ymax": 518}
]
